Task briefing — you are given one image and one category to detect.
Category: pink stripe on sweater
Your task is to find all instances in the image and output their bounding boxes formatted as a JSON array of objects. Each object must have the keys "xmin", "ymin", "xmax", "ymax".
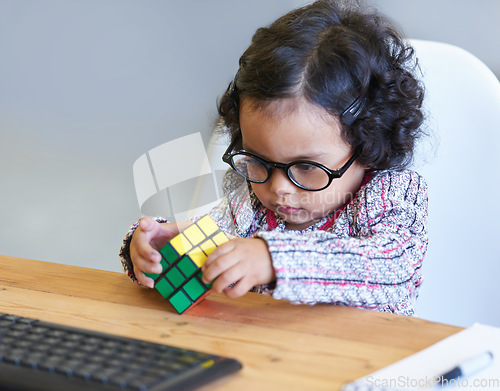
[{"xmin": 280, "ymin": 278, "xmax": 383, "ymax": 289}]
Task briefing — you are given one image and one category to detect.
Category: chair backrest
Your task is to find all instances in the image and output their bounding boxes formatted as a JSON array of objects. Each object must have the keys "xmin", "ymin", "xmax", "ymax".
[{"xmin": 410, "ymin": 39, "xmax": 500, "ymax": 327}]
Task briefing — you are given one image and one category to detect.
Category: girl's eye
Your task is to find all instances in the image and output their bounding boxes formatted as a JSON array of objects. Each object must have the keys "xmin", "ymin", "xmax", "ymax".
[{"xmin": 294, "ymin": 163, "xmax": 317, "ymax": 172}]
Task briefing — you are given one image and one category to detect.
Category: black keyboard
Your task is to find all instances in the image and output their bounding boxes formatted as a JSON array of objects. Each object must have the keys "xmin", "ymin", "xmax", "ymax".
[{"xmin": 0, "ymin": 312, "xmax": 242, "ymax": 391}]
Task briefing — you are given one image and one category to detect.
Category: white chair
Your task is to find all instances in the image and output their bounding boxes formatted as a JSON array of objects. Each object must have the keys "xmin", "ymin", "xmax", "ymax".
[
  {"xmin": 193, "ymin": 43, "xmax": 500, "ymax": 328},
  {"xmin": 410, "ymin": 39, "xmax": 500, "ymax": 327}
]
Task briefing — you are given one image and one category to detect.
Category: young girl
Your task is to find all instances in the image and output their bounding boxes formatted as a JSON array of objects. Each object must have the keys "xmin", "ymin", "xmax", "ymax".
[{"xmin": 120, "ymin": 0, "xmax": 427, "ymax": 316}]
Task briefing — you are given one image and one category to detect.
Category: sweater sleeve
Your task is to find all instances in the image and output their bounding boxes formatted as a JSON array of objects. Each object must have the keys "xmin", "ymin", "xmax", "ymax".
[{"xmin": 255, "ymin": 170, "xmax": 428, "ymax": 313}]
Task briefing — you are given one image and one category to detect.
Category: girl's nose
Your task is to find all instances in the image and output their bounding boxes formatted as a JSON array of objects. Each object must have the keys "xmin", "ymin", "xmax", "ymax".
[{"xmin": 267, "ymin": 168, "xmax": 295, "ymax": 196}]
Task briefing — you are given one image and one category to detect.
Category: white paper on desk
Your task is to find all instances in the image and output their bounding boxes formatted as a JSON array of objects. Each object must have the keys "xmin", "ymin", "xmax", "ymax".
[{"xmin": 344, "ymin": 323, "xmax": 500, "ymax": 391}]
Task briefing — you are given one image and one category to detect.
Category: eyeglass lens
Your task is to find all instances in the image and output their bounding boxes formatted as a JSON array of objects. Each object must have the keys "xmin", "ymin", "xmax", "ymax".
[{"xmin": 230, "ymin": 154, "xmax": 330, "ymax": 190}]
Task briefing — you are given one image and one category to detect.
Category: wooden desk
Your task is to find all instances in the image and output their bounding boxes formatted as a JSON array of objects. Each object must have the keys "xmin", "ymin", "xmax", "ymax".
[{"xmin": 0, "ymin": 255, "xmax": 461, "ymax": 390}]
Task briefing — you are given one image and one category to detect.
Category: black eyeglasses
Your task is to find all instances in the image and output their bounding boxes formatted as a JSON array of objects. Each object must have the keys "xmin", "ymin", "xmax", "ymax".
[{"xmin": 222, "ymin": 134, "xmax": 361, "ymax": 192}]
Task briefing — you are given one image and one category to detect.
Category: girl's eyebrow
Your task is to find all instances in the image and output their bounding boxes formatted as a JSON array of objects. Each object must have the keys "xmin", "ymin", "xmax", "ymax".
[{"xmin": 241, "ymin": 142, "xmax": 331, "ymax": 162}]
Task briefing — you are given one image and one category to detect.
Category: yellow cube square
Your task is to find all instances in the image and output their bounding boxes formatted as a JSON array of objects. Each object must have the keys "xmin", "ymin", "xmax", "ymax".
[
  {"xmin": 200, "ymin": 239, "xmax": 217, "ymax": 256},
  {"xmin": 169, "ymin": 233, "xmax": 193, "ymax": 254},
  {"xmin": 183, "ymin": 224, "xmax": 206, "ymax": 246},
  {"xmin": 197, "ymin": 215, "xmax": 219, "ymax": 236},
  {"xmin": 187, "ymin": 247, "xmax": 208, "ymax": 268},
  {"xmin": 212, "ymin": 232, "xmax": 229, "ymax": 246}
]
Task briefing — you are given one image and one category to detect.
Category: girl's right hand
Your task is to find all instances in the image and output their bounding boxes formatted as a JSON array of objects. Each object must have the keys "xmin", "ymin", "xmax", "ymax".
[{"xmin": 130, "ymin": 217, "xmax": 191, "ymax": 287}]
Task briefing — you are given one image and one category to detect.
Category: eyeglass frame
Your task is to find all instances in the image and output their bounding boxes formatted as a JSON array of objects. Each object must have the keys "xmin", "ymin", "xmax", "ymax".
[{"xmin": 222, "ymin": 133, "xmax": 361, "ymax": 192}]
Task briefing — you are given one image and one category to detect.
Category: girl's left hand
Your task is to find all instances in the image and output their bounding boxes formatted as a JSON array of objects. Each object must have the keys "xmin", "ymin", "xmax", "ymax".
[{"xmin": 201, "ymin": 238, "xmax": 276, "ymax": 298}]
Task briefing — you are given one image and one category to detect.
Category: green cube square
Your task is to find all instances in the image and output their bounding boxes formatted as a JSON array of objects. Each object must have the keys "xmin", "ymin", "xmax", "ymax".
[
  {"xmin": 160, "ymin": 244, "xmax": 178, "ymax": 264},
  {"xmin": 155, "ymin": 278, "xmax": 175, "ymax": 299},
  {"xmin": 169, "ymin": 291, "xmax": 192, "ymax": 313},
  {"xmin": 184, "ymin": 278, "xmax": 208, "ymax": 301},
  {"xmin": 166, "ymin": 267, "xmax": 185, "ymax": 288},
  {"xmin": 177, "ymin": 256, "xmax": 197, "ymax": 278}
]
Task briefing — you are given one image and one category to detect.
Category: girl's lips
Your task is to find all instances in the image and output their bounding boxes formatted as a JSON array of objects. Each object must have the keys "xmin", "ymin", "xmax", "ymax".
[{"xmin": 276, "ymin": 205, "xmax": 302, "ymax": 215}]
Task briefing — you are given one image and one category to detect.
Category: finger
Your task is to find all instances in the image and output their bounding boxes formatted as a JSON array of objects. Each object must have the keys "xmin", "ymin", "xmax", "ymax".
[
  {"xmin": 136, "ymin": 245, "xmax": 162, "ymax": 263},
  {"xmin": 223, "ymin": 277, "xmax": 253, "ymax": 298},
  {"xmin": 134, "ymin": 252, "xmax": 166, "ymax": 288},
  {"xmin": 135, "ymin": 253, "xmax": 163, "ymax": 274},
  {"xmin": 136, "ymin": 218, "xmax": 172, "ymax": 247},
  {"xmin": 131, "ymin": 240, "xmax": 161, "ymax": 268},
  {"xmin": 202, "ymin": 241, "xmax": 235, "ymax": 269},
  {"xmin": 138, "ymin": 216, "xmax": 156, "ymax": 232},
  {"xmin": 130, "ymin": 221, "xmax": 163, "ymax": 277},
  {"xmin": 135, "ymin": 270, "xmax": 156, "ymax": 289},
  {"xmin": 202, "ymin": 248, "xmax": 239, "ymax": 285},
  {"xmin": 209, "ymin": 262, "xmax": 245, "ymax": 294}
]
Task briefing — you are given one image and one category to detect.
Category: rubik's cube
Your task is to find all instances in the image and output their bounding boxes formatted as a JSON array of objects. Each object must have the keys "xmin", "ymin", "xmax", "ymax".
[{"xmin": 145, "ymin": 215, "xmax": 229, "ymax": 314}]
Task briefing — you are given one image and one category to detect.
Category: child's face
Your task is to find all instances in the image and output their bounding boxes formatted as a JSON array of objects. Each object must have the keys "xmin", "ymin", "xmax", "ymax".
[{"xmin": 239, "ymin": 97, "xmax": 366, "ymax": 231}]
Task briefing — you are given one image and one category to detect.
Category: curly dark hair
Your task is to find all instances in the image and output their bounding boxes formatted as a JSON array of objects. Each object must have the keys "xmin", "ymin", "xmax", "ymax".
[{"xmin": 217, "ymin": 0, "xmax": 425, "ymax": 170}]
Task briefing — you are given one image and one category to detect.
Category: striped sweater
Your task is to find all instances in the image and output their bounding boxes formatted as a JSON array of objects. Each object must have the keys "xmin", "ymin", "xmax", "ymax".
[{"xmin": 121, "ymin": 168, "xmax": 428, "ymax": 316}]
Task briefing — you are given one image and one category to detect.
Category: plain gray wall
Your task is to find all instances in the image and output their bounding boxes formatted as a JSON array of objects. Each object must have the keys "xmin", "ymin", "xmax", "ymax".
[
  {"xmin": 0, "ymin": 0, "xmax": 308, "ymax": 272},
  {"xmin": 1, "ymin": 0, "xmax": 498, "ymax": 327}
]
